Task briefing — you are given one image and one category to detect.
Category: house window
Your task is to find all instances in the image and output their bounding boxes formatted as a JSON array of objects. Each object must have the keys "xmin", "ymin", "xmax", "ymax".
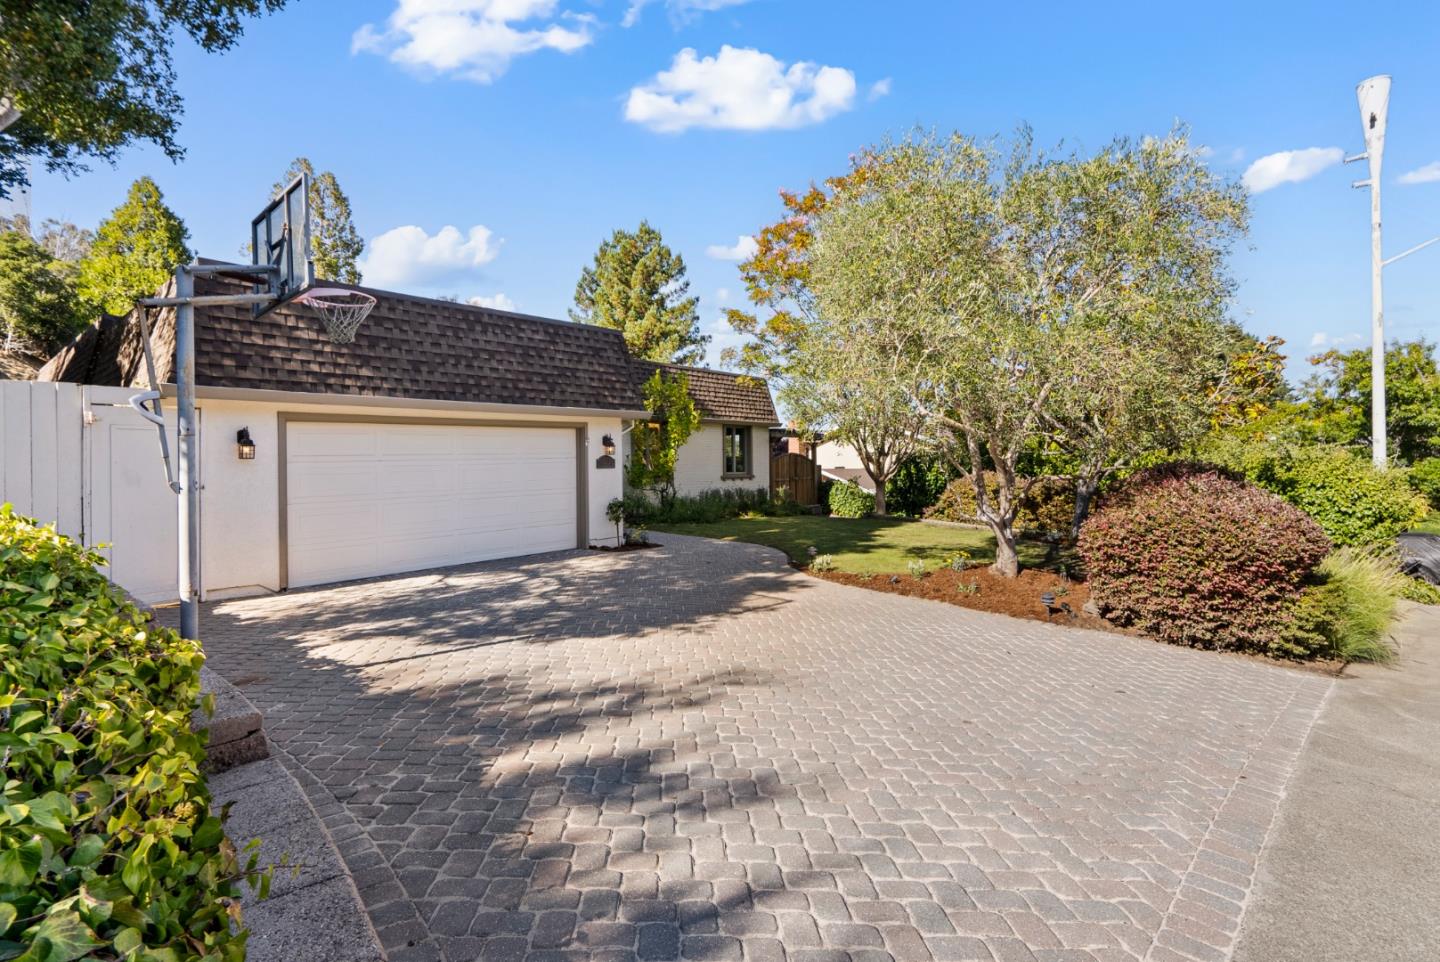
[{"xmin": 723, "ymin": 425, "xmax": 751, "ymax": 476}]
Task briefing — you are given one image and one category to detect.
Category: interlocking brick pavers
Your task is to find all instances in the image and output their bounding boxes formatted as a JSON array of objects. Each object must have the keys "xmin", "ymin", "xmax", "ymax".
[{"xmin": 186, "ymin": 533, "xmax": 1330, "ymax": 962}]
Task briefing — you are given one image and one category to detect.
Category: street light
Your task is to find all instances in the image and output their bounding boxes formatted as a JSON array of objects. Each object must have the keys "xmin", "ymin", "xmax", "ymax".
[{"xmin": 1346, "ymin": 75, "xmax": 1440, "ymax": 470}]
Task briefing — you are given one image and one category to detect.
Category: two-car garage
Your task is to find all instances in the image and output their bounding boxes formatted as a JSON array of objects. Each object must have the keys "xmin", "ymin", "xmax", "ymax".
[{"xmin": 281, "ymin": 418, "xmax": 582, "ymax": 588}]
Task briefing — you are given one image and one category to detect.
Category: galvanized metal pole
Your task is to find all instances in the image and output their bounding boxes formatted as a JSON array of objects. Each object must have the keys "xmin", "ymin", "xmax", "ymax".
[{"xmin": 175, "ymin": 265, "xmax": 201, "ymax": 639}]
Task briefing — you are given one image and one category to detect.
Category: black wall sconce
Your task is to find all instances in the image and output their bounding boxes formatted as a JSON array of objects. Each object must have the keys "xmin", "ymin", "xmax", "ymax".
[
  {"xmin": 236, "ymin": 427, "xmax": 256, "ymax": 460},
  {"xmin": 602, "ymin": 434, "xmax": 616, "ymax": 457}
]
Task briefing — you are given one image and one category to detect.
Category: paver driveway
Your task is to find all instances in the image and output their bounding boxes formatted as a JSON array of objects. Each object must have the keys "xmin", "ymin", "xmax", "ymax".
[{"xmin": 195, "ymin": 534, "xmax": 1332, "ymax": 962}]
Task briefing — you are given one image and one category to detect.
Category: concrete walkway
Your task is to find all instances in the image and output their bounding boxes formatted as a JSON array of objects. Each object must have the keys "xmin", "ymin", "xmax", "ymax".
[
  {"xmin": 1234, "ymin": 601, "xmax": 1440, "ymax": 962},
  {"xmin": 190, "ymin": 533, "xmax": 1337, "ymax": 962}
]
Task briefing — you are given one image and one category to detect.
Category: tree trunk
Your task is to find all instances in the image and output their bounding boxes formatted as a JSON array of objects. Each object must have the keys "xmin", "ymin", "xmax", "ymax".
[
  {"xmin": 872, "ymin": 481, "xmax": 887, "ymax": 516},
  {"xmin": 1069, "ymin": 476, "xmax": 1100, "ymax": 540},
  {"xmin": 990, "ymin": 522, "xmax": 1020, "ymax": 578}
]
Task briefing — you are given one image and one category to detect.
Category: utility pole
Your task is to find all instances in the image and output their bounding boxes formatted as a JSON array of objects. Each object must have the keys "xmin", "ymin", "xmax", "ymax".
[
  {"xmin": 1346, "ymin": 75, "xmax": 1440, "ymax": 471},
  {"xmin": 1348, "ymin": 75, "xmax": 1391, "ymax": 470}
]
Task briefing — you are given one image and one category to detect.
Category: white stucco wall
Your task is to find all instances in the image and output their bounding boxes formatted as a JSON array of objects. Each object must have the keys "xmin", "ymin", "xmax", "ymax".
[
  {"xmin": 815, "ymin": 439, "xmax": 864, "ymax": 471},
  {"xmin": 194, "ymin": 396, "xmax": 624, "ymax": 598},
  {"xmin": 671, "ymin": 422, "xmax": 770, "ymax": 498}
]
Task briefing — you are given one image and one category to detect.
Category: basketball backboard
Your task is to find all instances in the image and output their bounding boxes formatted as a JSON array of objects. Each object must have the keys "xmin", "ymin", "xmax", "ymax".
[{"xmin": 251, "ymin": 174, "xmax": 315, "ymax": 304}]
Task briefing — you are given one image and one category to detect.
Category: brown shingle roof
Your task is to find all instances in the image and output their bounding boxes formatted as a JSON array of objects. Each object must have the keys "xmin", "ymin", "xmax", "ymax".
[
  {"xmin": 39, "ymin": 272, "xmax": 647, "ymax": 413},
  {"xmin": 631, "ymin": 360, "xmax": 778, "ymax": 425}
]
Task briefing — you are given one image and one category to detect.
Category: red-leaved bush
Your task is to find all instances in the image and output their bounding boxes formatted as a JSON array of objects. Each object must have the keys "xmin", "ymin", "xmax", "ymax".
[{"xmin": 1078, "ymin": 463, "xmax": 1331, "ymax": 654}]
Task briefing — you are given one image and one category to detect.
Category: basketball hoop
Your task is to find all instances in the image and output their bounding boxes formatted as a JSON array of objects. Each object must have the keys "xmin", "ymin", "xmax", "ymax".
[{"xmin": 295, "ymin": 287, "xmax": 376, "ymax": 344}]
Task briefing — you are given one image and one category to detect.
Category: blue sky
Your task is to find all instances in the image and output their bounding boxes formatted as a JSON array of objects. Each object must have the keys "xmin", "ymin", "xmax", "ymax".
[{"xmin": 12, "ymin": 0, "xmax": 1440, "ymax": 381}]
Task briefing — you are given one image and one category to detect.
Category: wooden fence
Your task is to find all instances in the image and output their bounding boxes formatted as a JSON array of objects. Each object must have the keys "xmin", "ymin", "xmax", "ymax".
[{"xmin": 770, "ymin": 452, "xmax": 818, "ymax": 505}]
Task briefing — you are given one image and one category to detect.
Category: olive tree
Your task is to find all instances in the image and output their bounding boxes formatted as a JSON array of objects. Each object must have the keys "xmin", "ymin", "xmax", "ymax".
[{"xmin": 811, "ymin": 129, "xmax": 1247, "ymax": 575}]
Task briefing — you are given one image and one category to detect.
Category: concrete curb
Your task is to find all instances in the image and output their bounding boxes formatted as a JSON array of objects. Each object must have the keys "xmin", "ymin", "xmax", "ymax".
[
  {"xmin": 211, "ymin": 754, "xmax": 388, "ymax": 962},
  {"xmin": 195, "ymin": 666, "xmax": 270, "ymax": 772}
]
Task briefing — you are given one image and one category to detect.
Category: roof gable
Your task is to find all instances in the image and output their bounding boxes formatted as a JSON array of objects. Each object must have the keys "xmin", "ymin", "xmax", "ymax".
[{"xmin": 631, "ymin": 360, "xmax": 778, "ymax": 425}]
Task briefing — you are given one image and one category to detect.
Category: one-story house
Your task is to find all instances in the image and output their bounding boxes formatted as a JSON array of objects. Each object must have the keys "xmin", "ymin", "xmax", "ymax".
[
  {"xmin": 628, "ymin": 361, "xmax": 779, "ymax": 498},
  {"xmin": 30, "ymin": 271, "xmax": 778, "ymax": 599}
]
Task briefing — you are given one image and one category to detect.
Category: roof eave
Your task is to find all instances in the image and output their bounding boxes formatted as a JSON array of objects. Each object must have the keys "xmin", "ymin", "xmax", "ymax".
[{"xmin": 172, "ymin": 384, "xmax": 650, "ymax": 420}]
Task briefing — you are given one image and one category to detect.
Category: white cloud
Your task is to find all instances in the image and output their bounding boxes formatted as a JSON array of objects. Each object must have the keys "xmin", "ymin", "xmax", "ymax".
[
  {"xmin": 1242, "ymin": 147, "xmax": 1344, "ymax": 194},
  {"xmin": 352, "ymin": 0, "xmax": 594, "ymax": 84},
  {"xmin": 867, "ymin": 77, "xmax": 892, "ymax": 102},
  {"xmin": 715, "ymin": 287, "xmax": 730, "ymax": 304},
  {"xmin": 625, "ymin": 45, "xmax": 857, "ymax": 133},
  {"xmin": 622, "ymin": 0, "xmax": 751, "ymax": 27},
  {"xmin": 361, "ymin": 224, "xmax": 502, "ymax": 289},
  {"xmin": 468, "ymin": 292, "xmax": 518, "ymax": 311},
  {"xmin": 705, "ymin": 234, "xmax": 758, "ymax": 261},
  {"xmin": 1310, "ymin": 331, "xmax": 1364, "ymax": 348},
  {"xmin": 1399, "ymin": 161, "xmax": 1440, "ymax": 185}
]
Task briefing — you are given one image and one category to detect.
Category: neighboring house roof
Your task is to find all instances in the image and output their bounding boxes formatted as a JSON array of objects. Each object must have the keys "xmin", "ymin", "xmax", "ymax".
[
  {"xmin": 631, "ymin": 360, "xmax": 778, "ymax": 425},
  {"xmin": 822, "ymin": 466, "xmax": 877, "ymax": 493},
  {"xmin": 0, "ymin": 349, "xmax": 42, "ymax": 381},
  {"xmin": 37, "ymin": 271, "xmax": 647, "ymax": 413}
]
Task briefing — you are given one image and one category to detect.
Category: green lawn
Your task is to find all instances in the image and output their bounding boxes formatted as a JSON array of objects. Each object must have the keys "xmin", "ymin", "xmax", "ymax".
[
  {"xmin": 651, "ymin": 515, "xmax": 1069, "ymax": 574},
  {"xmin": 1413, "ymin": 512, "xmax": 1440, "ymax": 535}
]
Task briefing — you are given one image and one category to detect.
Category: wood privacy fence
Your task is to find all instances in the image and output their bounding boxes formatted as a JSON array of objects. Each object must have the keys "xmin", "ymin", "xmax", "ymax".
[{"xmin": 770, "ymin": 452, "xmax": 818, "ymax": 505}]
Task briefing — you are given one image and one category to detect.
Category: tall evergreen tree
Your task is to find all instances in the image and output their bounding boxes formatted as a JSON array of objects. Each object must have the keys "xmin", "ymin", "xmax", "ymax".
[
  {"xmin": 570, "ymin": 221, "xmax": 708, "ymax": 364},
  {"xmin": 76, "ymin": 176, "xmax": 191, "ymax": 314},
  {"xmin": 275, "ymin": 158, "xmax": 364, "ymax": 284}
]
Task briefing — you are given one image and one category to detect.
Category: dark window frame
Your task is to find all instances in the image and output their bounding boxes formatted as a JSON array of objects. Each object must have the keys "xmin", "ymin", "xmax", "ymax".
[{"xmin": 722, "ymin": 424, "xmax": 752, "ymax": 477}]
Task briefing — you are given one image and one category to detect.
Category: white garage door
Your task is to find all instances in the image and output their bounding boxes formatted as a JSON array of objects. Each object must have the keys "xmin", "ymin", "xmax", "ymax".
[{"xmin": 285, "ymin": 420, "xmax": 579, "ymax": 588}]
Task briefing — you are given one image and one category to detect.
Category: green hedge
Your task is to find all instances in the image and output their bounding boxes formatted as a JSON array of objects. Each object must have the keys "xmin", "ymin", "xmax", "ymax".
[
  {"xmin": 622, "ymin": 488, "xmax": 802, "ymax": 525},
  {"xmin": 1410, "ymin": 458, "xmax": 1440, "ymax": 511},
  {"xmin": 1203, "ymin": 439, "xmax": 1428, "ymax": 545},
  {"xmin": 883, "ymin": 459, "xmax": 950, "ymax": 517},
  {"xmin": 827, "ymin": 481, "xmax": 875, "ymax": 519},
  {"xmin": 0, "ymin": 504, "xmax": 257, "ymax": 961}
]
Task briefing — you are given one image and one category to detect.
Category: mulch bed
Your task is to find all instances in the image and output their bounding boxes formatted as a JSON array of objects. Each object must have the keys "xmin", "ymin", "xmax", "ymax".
[
  {"xmin": 813, "ymin": 566, "xmax": 1117, "ymax": 632},
  {"xmin": 590, "ymin": 542, "xmax": 664, "ymax": 553},
  {"xmin": 811, "ymin": 565, "xmax": 1347, "ymax": 675}
]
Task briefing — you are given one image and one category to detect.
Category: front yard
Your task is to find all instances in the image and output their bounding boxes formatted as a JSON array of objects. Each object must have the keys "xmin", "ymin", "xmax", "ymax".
[{"xmin": 649, "ymin": 514, "xmax": 1070, "ymax": 574}]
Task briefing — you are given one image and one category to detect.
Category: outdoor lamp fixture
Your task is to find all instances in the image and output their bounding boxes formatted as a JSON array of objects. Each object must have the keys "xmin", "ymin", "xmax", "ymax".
[
  {"xmin": 236, "ymin": 427, "xmax": 256, "ymax": 460},
  {"xmin": 602, "ymin": 434, "xmax": 616, "ymax": 457}
]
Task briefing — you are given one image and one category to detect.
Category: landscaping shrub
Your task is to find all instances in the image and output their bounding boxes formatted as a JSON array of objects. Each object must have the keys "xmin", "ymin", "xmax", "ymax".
[
  {"xmin": 924, "ymin": 474, "xmax": 1076, "ymax": 534},
  {"xmin": 637, "ymin": 487, "xmax": 802, "ymax": 524},
  {"xmin": 0, "ymin": 504, "xmax": 258, "ymax": 960},
  {"xmin": 1078, "ymin": 464, "xmax": 1331, "ymax": 655},
  {"xmin": 1280, "ymin": 547, "xmax": 1404, "ymax": 662},
  {"xmin": 884, "ymin": 458, "xmax": 950, "ymax": 517},
  {"xmin": 828, "ymin": 481, "xmax": 875, "ymax": 519},
  {"xmin": 1204, "ymin": 438, "xmax": 1428, "ymax": 545},
  {"xmin": 1409, "ymin": 457, "xmax": 1440, "ymax": 511}
]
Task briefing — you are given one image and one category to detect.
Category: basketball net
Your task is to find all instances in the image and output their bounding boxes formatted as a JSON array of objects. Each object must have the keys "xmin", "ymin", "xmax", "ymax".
[{"xmin": 295, "ymin": 288, "xmax": 377, "ymax": 344}]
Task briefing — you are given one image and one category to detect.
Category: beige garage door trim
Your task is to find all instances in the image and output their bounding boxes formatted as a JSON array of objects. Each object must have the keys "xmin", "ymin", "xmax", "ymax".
[{"xmin": 277, "ymin": 412, "xmax": 589, "ymax": 590}]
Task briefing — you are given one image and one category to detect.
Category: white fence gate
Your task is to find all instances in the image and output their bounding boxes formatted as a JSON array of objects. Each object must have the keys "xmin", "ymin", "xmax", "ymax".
[{"xmin": 1, "ymin": 380, "xmax": 179, "ymax": 603}]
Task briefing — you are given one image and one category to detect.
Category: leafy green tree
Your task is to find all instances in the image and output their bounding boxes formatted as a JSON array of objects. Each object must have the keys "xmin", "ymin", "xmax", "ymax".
[
  {"xmin": 0, "ymin": 214, "xmax": 94, "ymax": 266},
  {"xmin": 810, "ymin": 129, "xmax": 1247, "ymax": 575},
  {"xmin": 627, "ymin": 370, "xmax": 702, "ymax": 505},
  {"xmin": 275, "ymin": 157, "xmax": 364, "ymax": 284},
  {"xmin": 0, "ymin": 229, "xmax": 87, "ymax": 354},
  {"xmin": 722, "ymin": 161, "xmax": 925, "ymax": 515},
  {"xmin": 0, "ymin": 0, "xmax": 288, "ymax": 197},
  {"xmin": 76, "ymin": 176, "xmax": 191, "ymax": 314},
  {"xmin": 1303, "ymin": 340, "xmax": 1440, "ymax": 464},
  {"xmin": 571, "ymin": 221, "xmax": 708, "ymax": 364}
]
